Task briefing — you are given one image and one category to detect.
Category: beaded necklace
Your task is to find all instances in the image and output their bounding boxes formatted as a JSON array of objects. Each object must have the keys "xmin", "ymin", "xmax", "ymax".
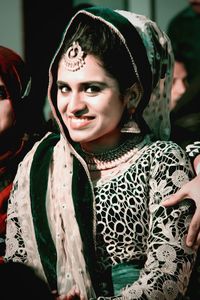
[{"xmin": 81, "ymin": 134, "xmax": 146, "ymax": 171}]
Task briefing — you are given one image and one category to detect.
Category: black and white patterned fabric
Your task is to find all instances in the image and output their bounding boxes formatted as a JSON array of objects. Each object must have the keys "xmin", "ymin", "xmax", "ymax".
[
  {"xmin": 93, "ymin": 140, "xmax": 196, "ymax": 299},
  {"xmin": 186, "ymin": 141, "xmax": 200, "ymax": 159}
]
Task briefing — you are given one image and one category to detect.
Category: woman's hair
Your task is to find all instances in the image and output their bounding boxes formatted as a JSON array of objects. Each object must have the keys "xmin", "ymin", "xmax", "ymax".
[{"xmin": 59, "ymin": 15, "xmax": 138, "ymax": 94}]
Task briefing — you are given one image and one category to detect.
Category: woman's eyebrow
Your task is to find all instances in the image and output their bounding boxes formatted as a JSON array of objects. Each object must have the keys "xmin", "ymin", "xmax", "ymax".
[
  {"xmin": 57, "ymin": 80, "xmax": 67, "ymax": 85},
  {"xmin": 57, "ymin": 80, "xmax": 107, "ymax": 87}
]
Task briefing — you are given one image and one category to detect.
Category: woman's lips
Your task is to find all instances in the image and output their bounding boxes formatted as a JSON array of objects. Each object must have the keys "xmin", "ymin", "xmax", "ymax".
[{"xmin": 69, "ymin": 116, "xmax": 95, "ymax": 129}]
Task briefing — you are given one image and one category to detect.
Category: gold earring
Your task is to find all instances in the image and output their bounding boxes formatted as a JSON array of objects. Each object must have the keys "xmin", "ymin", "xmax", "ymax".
[{"xmin": 121, "ymin": 108, "xmax": 141, "ymax": 134}]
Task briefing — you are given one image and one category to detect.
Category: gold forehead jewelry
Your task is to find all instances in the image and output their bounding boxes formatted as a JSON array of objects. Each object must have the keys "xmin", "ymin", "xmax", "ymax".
[{"xmin": 63, "ymin": 41, "xmax": 85, "ymax": 72}]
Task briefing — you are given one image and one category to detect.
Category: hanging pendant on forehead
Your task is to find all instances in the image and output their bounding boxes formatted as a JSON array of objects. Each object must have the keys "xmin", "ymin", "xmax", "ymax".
[{"xmin": 63, "ymin": 41, "xmax": 85, "ymax": 71}]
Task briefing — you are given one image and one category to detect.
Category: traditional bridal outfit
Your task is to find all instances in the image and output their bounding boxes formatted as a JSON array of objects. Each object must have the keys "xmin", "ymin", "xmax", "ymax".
[{"xmin": 5, "ymin": 8, "xmax": 196, "ymax": 300}]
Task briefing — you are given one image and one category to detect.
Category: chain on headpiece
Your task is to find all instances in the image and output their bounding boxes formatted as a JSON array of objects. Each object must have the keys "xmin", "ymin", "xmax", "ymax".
[{"xmin": 63, "ymin": 41, "xmax": 85, "ymax": 72}]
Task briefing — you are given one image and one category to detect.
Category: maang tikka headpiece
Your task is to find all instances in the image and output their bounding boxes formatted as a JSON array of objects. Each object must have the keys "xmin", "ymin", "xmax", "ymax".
[{"xmin": 64, "ymin": 41, "xmax": 85, "ymax": 71}]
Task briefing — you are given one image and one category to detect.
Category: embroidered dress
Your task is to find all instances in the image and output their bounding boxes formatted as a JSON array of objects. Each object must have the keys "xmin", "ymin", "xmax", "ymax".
[
  {"xmin": 85, "ymin": 136, "xmax": 195, "ymax": 298},
  {"xmin": 5, "ymin": 133, "xmax": 196, "ymax": 299}
]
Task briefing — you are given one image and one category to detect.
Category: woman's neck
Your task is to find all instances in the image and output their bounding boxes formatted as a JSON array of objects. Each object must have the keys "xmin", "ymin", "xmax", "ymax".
[
  {"xmin": 80, "ymin": 131, "xmax": 128, "ymax": 154},
  {"xmin": 81, "ymin": 133, "xmax": 144, "ymax": 171}
]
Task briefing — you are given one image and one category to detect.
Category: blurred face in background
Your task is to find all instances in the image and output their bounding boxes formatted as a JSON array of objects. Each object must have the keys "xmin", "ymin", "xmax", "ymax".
[
  {"xmin": 170, "ymin": 61, "xmax": 188, "ymax": 110},
  {"xmin": 189, "ymin": 0, "xmax": 200, "ymax": 14},
  {"xmin": 0, "ymin": 77, "xmax": 15, "ymax": 136}
]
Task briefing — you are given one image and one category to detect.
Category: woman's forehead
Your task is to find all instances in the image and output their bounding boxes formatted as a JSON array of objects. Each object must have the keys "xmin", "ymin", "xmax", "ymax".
[{"xmin": 57, "ymin": 54, "xmax": 117, "ymax": 85}]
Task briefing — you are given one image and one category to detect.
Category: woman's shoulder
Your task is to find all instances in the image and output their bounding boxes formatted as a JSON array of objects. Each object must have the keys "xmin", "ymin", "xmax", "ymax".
[
  {"xmin": 146, "ymin": 139, "xmax": 187, "ymax": 160},
  {"xmin": 10, "ymin": 132, "xmax": 60, "ymax": 198},
  {"xmin": 149, "ymin": 139, "xmax": 185, "ymax": 152},
  {"xmin": 18, "ymin": 132, "xmax": 60, "ymax": 167}
]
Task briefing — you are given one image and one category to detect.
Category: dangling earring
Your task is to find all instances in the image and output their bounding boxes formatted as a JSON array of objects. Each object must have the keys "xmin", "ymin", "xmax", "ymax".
[
  {"xmin": 121, "ymin": 95, "xmax": 141, "ymax": 134},
  {"xmin": 120, "ymin": 112, "xmax": 141, "ymax": 134}
]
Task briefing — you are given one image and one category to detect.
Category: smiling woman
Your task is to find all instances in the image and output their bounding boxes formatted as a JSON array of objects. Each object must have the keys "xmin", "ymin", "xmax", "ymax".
[{"xmin": 4, "ymin": 6, "xmax": 197, "ymax": 300}]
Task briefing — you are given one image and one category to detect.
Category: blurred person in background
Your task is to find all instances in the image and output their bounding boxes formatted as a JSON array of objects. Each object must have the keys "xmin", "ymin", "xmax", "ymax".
[
  {"xmin": 168, "ymin": 1, "xmax": 200, "ymax": 149},
  {"xmin": 0, "ymin": 46, "xmax": 44, "ymax": 263},
  {"xmin": 167, "ymin": 0, "xmax": 200, "ymax": 84},
  {"xmin": 170, "ymin": 59, "xmax": 188, "ymax": 111}
]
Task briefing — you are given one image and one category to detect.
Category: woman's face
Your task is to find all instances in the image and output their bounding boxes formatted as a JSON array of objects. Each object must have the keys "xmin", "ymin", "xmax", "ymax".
[
  {"xmin": 0, "ymin": 77, "xmax": 15, "ymax": 136},
  {"xmin": 57, "ymin": 54, "xmax": 129, "ymax": 152}
]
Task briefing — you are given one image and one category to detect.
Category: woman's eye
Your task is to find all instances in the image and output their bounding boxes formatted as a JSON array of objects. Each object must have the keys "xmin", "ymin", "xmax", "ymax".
[
  {"xmin": 58, "ymin": 86, "xmax": 69, "ymax": 94},
  {"xmin": 86, "ymin": 85, "xmax": 101, "ymax": 94},
  {"xmin": 62, "ymin": 87, "xmax": 69, "ymax": 93}
]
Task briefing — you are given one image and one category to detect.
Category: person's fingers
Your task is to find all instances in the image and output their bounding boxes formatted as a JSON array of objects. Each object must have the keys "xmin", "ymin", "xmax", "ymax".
[
  {"xmin": 67, "ymin": 288, "xmax": 77, "ymax": 300},
  {"xmin": 193, "ymin": 231, "xmax": 200, "ymax": 250},
  {"xmin": 59, "ymin": 295, "xmax": 76, "ymax": 300},
  {"xmin": 79, "ymin": 294, "xmax": 86, "ymax": 300},
  {"xmin": 162, "ymin": 189, "xmax": 187, "ymax": 207},
  {"xmin": 61, "ymin": 285, "xmax": 81, "ymax": 300},
  {"xmin": 186, "ymin": 211, "xmax": 200, "ymax": 247}
]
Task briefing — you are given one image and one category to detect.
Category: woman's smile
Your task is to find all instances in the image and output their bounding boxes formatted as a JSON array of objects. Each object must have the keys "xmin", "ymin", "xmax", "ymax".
[{"xmin": 68, "ymin": 115, "xmax": 95, "ymax": 129}]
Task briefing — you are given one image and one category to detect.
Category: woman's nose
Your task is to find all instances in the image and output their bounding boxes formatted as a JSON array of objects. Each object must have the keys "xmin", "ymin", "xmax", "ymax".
[{"xmin": 68, "ymin": 92, "xmax": 86, "ymax": 114}]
